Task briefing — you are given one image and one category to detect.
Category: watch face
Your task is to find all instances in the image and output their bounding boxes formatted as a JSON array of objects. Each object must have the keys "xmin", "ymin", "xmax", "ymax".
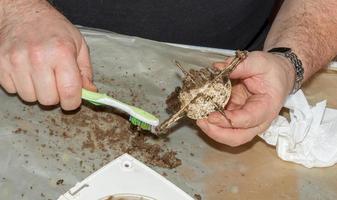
[{"xmin": 268, "ymin": 47, "xmax": 291, "ymax": 53}]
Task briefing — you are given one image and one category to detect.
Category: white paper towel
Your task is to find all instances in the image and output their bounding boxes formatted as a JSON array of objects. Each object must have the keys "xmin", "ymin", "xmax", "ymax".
[{"xmin": 260, "ymin": 90, "xmax": 337, "ymax": 168}]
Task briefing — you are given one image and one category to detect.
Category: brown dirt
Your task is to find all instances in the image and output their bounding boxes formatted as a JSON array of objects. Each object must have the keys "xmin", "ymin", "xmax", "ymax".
[
  {"xmin": 47, "ymin": 105, "xmax": 181, "ymax": 169},
  {"xmin": 11, "ymin": 101, "xmax": 181, "ymax": 170},
  {"xmin": 194, "ymin": 194, "xmax": 202, "ymax": 200}
]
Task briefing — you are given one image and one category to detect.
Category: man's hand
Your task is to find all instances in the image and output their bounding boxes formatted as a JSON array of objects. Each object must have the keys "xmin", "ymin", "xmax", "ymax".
[
  {"xmin": 197, "ymin": 51, "xmax": 295, "ymax": 147},
  {"xmin": 198, "ymin": 0, "xmax": 337, "ymax": 147},
  {"xmin": 0, "ymin": 0, "xmax": 96, "ymax": 110}
]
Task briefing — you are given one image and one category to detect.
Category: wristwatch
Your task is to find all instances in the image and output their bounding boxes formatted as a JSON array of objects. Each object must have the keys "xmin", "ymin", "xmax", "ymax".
[{"xmin": 268, "ymin": 47, "xmax": 304, "ymax": 94}]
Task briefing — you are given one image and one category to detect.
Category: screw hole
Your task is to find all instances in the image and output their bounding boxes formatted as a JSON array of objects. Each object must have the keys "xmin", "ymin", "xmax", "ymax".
[{"xmin": 122, "ymin": 161, "xmax": 132, "ymax": 169}]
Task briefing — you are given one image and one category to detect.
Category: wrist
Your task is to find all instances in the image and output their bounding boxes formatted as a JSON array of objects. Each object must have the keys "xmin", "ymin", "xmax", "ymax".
[
  {"xmin": 271, "ymin": 53, "xmax": 296, "ymax": 94},
  {"xmin": 267, "ymin": 47, "xmax": 304, "ymax": 94}
]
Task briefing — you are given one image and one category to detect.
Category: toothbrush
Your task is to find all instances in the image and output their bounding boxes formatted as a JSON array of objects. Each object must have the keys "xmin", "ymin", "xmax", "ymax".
[{"xmin": 81, "ymin": 89, "xmax": 159, "ymax": 132}]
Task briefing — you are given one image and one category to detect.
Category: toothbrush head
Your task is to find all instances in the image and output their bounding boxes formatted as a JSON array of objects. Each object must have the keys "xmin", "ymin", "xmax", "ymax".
[{"xmin": 129, "ymin": 116, "xmax": 154, "ymax": 131}]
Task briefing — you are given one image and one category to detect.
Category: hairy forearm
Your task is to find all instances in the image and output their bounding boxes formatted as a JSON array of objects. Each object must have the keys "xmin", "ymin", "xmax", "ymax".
[
  {"xmin": 264, "ymin": 0, "xmax": 337, "ymax": 82},
  {"xmin": 0, "ymin": 0, "xmax": 53, "ymax": 26}
]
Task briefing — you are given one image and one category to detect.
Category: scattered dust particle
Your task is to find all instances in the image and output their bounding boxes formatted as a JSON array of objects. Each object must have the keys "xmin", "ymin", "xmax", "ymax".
[
  {"xmin": 194, "ymin": 194, "xmax": 202, "ymax": 200},
  {"xmin": 62, "ymin": 132, "xmax": 70, "ymax": 138},
  {"xmin": 67, "ymin": 147, "xmax": 76, "ymax": 154},
  {"xmin": 56, "ymin": 179, "xmax": 64, "ymax": 185},
  {"xmin": 190, "ymin": 153, "xmax": 194, "ymax": 157},
  {"xmin": 13, "ymin": 128, "xmax": 23, "ymax": 134},
  {"xmin": 14, "ymin": 116, "xmax": 23, "ymax": 120},
  {"xmin": 41, "ymin": 193, "xmax": 45, "ymax": 197},
  {"xmin": 162, "ymin": 172, "xmax": 168, "ymax": 177}
]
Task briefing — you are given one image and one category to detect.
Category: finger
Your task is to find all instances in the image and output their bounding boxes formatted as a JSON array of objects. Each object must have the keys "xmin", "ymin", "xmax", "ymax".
[
  {"xmin": 227, "ymin": 83, "xmax": 251, "ymax": 107},
  {"xmin": 77, "ymin": 38, "xmax": 96, "ymax": 91},
  {"xmin": 0, "ymin": 72, "xmax": 16, "ymax": 93},
  {"xmin": 229, "ymin": 51, "xmax": 268, "ymax": 79},
  {"xmin": 206, "ymin": 83, "xmax": 251, "ymax": 127},
  {"xmin": 206, "ymin": 112, "xmax": 232, "ymax": 128},
  {"xmin": 82, "ymin": 75, "xmax": 97, "ymax": 91},
  {"xmin": 197, "ymin": 119, "xmax": 268, "ymax": 146},
  {"xmin": 12, "ymin": 73, "xmax": 36, "ymax": 102},
  {"xmin": 31, "ymin": 67, "xmax": 59, "ymax": 106},
  {"xmin": 226, "ymin": 102, "xmax": 243, "ymax": 111},
  {"xmin": 55, "ymin": 57, "xmax": 82, "ymax": 110},
  {"xmin": 225, "ymin": 94, "xmax": 273, "ymax": 128},
  {"xmin": 6, "ymin": 50, "xmax": 36, "ymax": 101}
]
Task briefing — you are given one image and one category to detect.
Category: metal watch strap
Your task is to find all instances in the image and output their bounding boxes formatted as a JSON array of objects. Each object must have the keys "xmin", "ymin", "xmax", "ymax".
[{"xmin": 267, "ymin": 47, "xmax": 304, "ymax": 94}]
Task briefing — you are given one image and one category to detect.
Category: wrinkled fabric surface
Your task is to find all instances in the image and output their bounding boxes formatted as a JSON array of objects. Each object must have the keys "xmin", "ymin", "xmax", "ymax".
[{"xmin": 0, "ymin": 27, "xmax": 336, "ymax": 200}]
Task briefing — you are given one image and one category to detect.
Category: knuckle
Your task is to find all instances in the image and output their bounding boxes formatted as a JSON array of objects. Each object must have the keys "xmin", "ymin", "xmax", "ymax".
[
  {"xmin": 60, "ymin": 85, "xmax": 79, "ymax": 100},
  {"xmin": 9, "ymin": 50, "xmax": 24, "ymax": 67},
  {"xmin": 29, "ymin": 46, "xmax": 46, "ymax": 66},
  {"xmin": 53, "ymin": 38, "xmax": 76, "ymax": 58}
]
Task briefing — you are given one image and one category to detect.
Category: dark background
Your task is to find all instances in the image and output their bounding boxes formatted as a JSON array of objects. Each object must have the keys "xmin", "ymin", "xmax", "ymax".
[{"xmin": 49, "ymin": 0, "xmax": 280, "ymax": 50}]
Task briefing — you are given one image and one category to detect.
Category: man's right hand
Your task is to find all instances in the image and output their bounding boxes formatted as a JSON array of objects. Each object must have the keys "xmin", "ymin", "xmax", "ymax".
[{"xmin": 0, "ymin": 0, "xmax": 96, "ymax": 110}]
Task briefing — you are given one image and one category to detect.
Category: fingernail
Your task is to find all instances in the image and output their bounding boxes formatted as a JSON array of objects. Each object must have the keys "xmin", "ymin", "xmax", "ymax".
[{"xmin": 82, "ymin": 75, "xmax": 97, "ymax": 91}]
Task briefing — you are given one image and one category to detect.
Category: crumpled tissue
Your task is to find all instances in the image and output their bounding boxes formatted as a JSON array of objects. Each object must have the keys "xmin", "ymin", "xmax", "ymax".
[{"xmin": 260, "ymin": 90, "xmax": 337, "ymax": 168}]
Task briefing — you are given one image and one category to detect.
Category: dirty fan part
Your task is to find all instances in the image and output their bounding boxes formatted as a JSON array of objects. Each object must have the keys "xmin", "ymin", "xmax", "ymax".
[
  {"xmin": 180, "ymin": 80, "xmax": 231, "ymax": 119},
  {"xmin": 156, "ymin": 50, "xmax": 248, "ymax": 134}
]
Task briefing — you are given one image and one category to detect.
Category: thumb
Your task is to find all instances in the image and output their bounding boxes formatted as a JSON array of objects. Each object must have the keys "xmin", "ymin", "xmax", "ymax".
[
  {"xmin": 77, "ymin": 38, "xmax": 97, "ymax": 91},
  {"xmin": 229, "ymin": 51, "xmax": 269, "ymax": 79}
]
